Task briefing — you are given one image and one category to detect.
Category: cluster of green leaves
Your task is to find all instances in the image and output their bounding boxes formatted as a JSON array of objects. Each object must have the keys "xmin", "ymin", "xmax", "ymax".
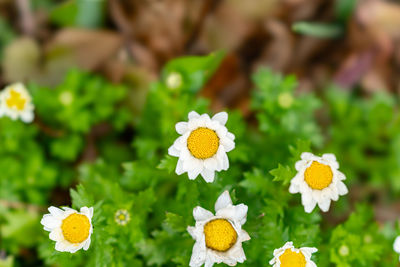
[
  {"xmin": 2, "ymin": 52, "xmax": 400, "ymax": 267},
  {"xmin": 0, "ymin": 70, "xmax": 133, "ymax": 258}
]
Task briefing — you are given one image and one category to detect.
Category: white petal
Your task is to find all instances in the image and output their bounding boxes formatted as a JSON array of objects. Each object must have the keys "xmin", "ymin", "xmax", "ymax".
[
  {"xmin": 48, "ymin": 206, "xmax": 64, "ymax": 219},
  {"xmin": 226, "ymin": 132, "xmax": 235, "ymax": 141},
  {"xmin": 221, "ymin": 152, "xmax": 229, "ymax": 170},
  {"xmin": 240, "ymin": 229, "xmax": 251, "ymax": 242},
  {"xmin": 301, "ymin": 247, "xmax": 318, "ymax": 256},
  {"xmin": 312, "ymin": 190, "xmax": 322, "ymax": 203},
  {"xmin": 230, "ymin": 246, "xmax": 246, "ymax": 263},
  {"xmin": 336, "ymin": 171, "xmax": 346, "ymax": 181},
  {"xmin": 201, "ymin": 169, "xmax": 215, "ymax": 183},
  {"xmin": 215, "ymin": 191, "xmax": 232, "ymax": 211},
  {"xmin": 187, "ymin": 226, "xmax": 197, "ymax": 239},
  {"xmin": 295, "ymin": 160, "xmax": 307, "ymax": 171},
  {"xmin": 69, "ymin": 243, "xmax": 84, "ymax": 253},
  {"xmin": 41, "ymin": 214, "xmax": 61, "ymax": 230},
  {"xmin": 175, "ymin": 122, "xmax": 188, "ymax": 134},
  {"xmin": 318, "ymin": 198, "xmax": 331, "ymax": 212},
  {"xmin": 81, "ymin": 207, "xmax": 94, "ymax": 220},
  {"xmin": 235, "ymin": 204, "xmax": 248, "ymax": 225},
  {"xmin": 168, "ymin": 145, "xmax": 180, "ymax": 157},
  {"xmin": 322, "ymin": 153, "xmax": 337, "ymax": 163},
  {"xmin": 189, "ymin": 241, "xmax": 206, "ymax": 267},
  {"xmin": 337, "ymin": 181, "xmax": 348, "ymax": 195},
  {"xmin": 55, "ymin": 241, "xmax": 68, "ymax": 252},
  {"xmin": 199, "ymin": 113, "xmax": 211, "ymax": 122},
  {"xmin": 193, "ymin": 206, "xmax": 213, "ymax": 221},
  {"xmin": 204, "ymin": 258, "xmax": 214, "ymax": 267},
  {"xmin": 20, "ymin": 110, "xmax": 34, "ymax": 123},
  {"xmin": 216, "ymin": 204, "xmax": 248, "ymax": 224},
  {"xmin": 301, "ymin": 190, "xmax": 313, "ymax": 206},
  {"xmin": 221, "ymin": 137, "xmax": 235, "ymax": 152},
  {"xmin": 83, "ymin": 237, "xmax": 91, "ymax": 250},
  {"xmin": 304, "ymin": 200, "xmax": 317, "ymax": 213},
  {"xmin": 183, "ymin": 156, "xmax": 202, "ymax": 171},
  {"xmin": 216, "ymin": 126, "xmax": 228, "ymax": 138},
  {"xmin": 394, "ymin": 236, "xmax": 400, "ymax": 253},
  {"xmin": 204, "ymin": 157, "xmax": 218, "ymax": 171},
  {"xmin": 289, "ymin": 182, "xmax": 299, "ymax": 194},
  {"xmin": 301, "ymin": 152, "xmax": 314, "ymax": 160},
  {"xmin": 212, "ymin": 112, "xmax": 228, "ymax": 125},
  {"xmin": 49, "ymin": 228, "xmax": 63, "ymax": 241},
  {"xmin": 175, "ymin": 158, "xmax": 185, "ymax": 175},
  {"xmin": 188, "ymin": 111, "xmax": 200, "ymax": 120},
  {"xmin": 188, "ymin": 166, "xmax": 203, "ymax": 180}
]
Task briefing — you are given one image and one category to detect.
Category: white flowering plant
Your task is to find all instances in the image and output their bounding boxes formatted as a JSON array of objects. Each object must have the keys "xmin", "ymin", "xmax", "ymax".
[{"xmin": 1, "ymin": 53, "xmax": 400, "ymax": 267}]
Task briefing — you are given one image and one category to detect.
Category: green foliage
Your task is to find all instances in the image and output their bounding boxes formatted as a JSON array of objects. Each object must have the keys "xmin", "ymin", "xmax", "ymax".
[
  {"xmin": 0, "ymin": 17, "xmax": 15, "ymax": 60},
  {"xmin": 2, "ymin": 53, "xmax": 400, "ymax": 267},
  {"xmin": 49, "ymin": 0, "xmax": 106, "ymax": 28},
  {"xmin": 328, "ymin": 205, "xmax": 385, "ymax": 267},
  {"xmin": 335, "ymin": 0, "xmax": 357, "ymax": 23}
]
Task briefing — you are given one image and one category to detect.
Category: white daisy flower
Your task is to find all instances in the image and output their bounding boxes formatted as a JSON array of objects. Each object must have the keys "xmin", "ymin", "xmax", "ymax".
[
  {"xmin": 269, "ymin": 241, "xmax": 317, "ymax": 267},
  {"xmin": 0, "ymin": 83, "xmax": 34, "ymax": 123},
  {"xmin": 393, "ymin": 236, "xmax": 400, "ymax": 261},
  {"xmin": 168, "ymin": 111, "xmax": 235, "ymax": 183},
  {"xmin": 289, "ymin": 152, "xmax": 348, "ymax": 213},
  {"xmin": 40, "ymin": 206, "xmax": 93, "ymax": 253},
  {"xmin": 114, "ymin": 209, "xmax": 131, "ymax": 226},
  {"xmin": 187, "ymin": 191, "xmax": 250, "ymax": 267}
]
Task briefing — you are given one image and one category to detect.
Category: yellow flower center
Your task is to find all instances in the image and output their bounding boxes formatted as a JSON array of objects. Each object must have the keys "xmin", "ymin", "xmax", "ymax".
[
  {"xmin": 61, "ymin": 213, "xmax": 90, "ymax": 244},
  {"xmin": 6, "ymin": 90, "xmax": 27, "ymax": 111},
  {"xmin": 187, "ymin": 127, "xmax": 219, "ymax": 159},
  {"xmin": 279, "ymin": 249, "xmax": 306, "ymax": 267},
  {"xmin": 304, "ymin": 161, "xmax": 333, "ymax": 190},
  {"xmin": 204, "ymin": 219, "xmax": 237, "ymax": 252}
]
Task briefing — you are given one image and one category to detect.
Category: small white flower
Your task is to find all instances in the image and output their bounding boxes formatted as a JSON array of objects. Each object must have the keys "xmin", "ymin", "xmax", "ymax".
[
  {"xmin": 40, "ymin": 206, "xmax": 93, "ymax": 253},
  {"xmin": 168, "ymin": 111, "xmax": 235, "ymax": 183},
  {"xmin": 0, "ymin": 83, "xmax": 34, "ymax": 123},
  {"xmin": 393, "ymin": 236, "xmax": 400, "ymax": 261},
  {"xmin": 269, "ymin": 241, "xmax": 317, "ymax": 267},
  {"xmin": 187, "ymin": 191, "xmax": 250, "ymax": 267},
  {"xmin": 114, "ymin": 209, "xmax": 131, "ymax": 226},
  {"xmin": 166, "ymin": 72, "xmax": 183, "ymax": 89},
  {"xmin": 289, "ymin": 152, "xmax": 348, "ymax": 213}
]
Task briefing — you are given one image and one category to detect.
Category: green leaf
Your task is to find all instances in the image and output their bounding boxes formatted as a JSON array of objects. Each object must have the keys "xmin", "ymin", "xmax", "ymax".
[
  {"xmin": 292, "ymin": 22, "xmax": 344, "ymax": 39},
  {"xmin": 49, "ymin": 1, "xmax": 78, "ymax": 27},
  {"xmin": 270, "ymin": 164, "xmax": 295, "ymax": 185},
  {"xmin": 157, "ymin": 155, "xmax": 177, "ymax": 174},
  {"xmin": 163, "ymin": 212, "xmax": 186, "ymax": 233},
  {"xmin": 70, "ymin": 184, "xmax": 94, "ymax": 208},
  {"xmin": 163, "ymin": 51, "xmax": 225, "ymax": 93},
  {"xmin": 335, "ymin": 0, "xmax": 357, "ymax": 22}
]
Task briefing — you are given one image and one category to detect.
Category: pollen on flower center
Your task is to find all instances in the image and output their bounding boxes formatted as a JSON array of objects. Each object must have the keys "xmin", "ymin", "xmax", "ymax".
[
  {"xmin": 304, "ymin": 161, "xmax": 333, "ymax": 190},
  {"xmin": 204, "ymin": 219, "xmax": 237, "ymax": 252},
  {"xmin": 279, "ymin": 249, "xmax": 306, "ymax": 267},
  {"xmin": 6, "ymin": 90, "xmax": 26, "ymax": 111},
  {"xmin": 61, "ymin": 213, "xmax": 90, "ymax": 244},
  {"xmin": 187, "ymin": 127, "xmax": 219, "ymax": 159}
]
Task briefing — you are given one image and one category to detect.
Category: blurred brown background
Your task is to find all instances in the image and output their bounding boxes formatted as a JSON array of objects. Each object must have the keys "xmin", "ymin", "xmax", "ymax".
[{"xmin": 1, "ymin": 0, "xmax": 400, "ymax": 113}]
